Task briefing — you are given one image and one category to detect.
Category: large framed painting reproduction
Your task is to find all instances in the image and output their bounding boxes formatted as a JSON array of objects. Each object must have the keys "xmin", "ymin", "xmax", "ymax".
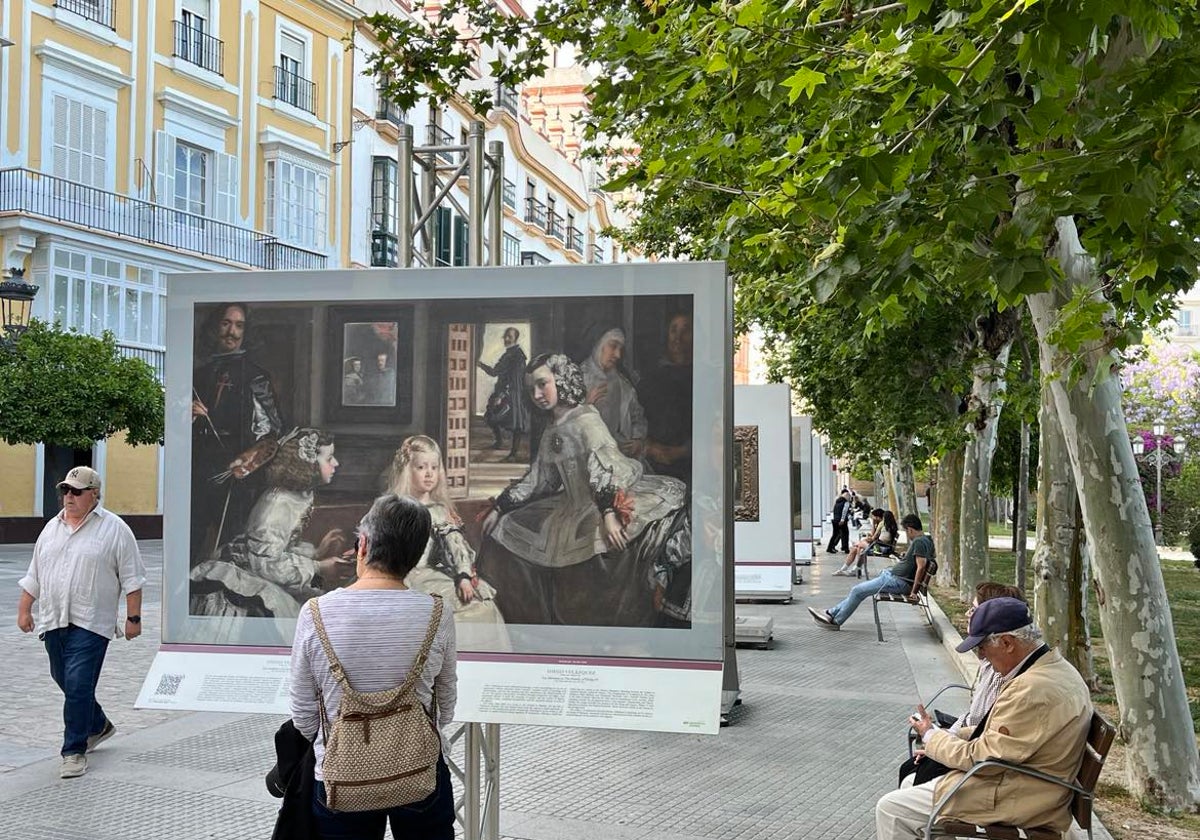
[{"xmin": 138, "ymin": 263, "xmax": 731, "ymax": 735}]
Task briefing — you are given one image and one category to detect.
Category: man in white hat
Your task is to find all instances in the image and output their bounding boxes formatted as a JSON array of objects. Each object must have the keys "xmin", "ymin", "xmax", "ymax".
[{"xmin": 15, "ymin": 466, "xmax": 146, "ymax": 779}]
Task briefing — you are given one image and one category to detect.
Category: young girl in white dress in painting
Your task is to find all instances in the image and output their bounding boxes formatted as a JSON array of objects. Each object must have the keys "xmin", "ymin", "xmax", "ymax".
[{"xmin": 389, "ymin": 435, "xmax": 509, "ymax": 650}]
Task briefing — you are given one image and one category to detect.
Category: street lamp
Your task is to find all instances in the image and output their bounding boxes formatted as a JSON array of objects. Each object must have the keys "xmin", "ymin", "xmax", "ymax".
[
  {"xmin": 0, "ymin": 267, "xmax": 40, "ymax": 350},
  {"xmin": 1132, "ymin": 421, "xmax": 1188, "ymax": 545}
]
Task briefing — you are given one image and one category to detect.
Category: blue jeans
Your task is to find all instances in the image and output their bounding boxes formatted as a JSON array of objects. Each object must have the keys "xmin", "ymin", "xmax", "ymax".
[
  {"xmin": 43, "ymin": 625, "xmax": 110, "ymax": 756},
  {"xmin": 313, "ymin": 755, "xmax": 454, "ymax": 840},
  {"xmin": 828, "ymin": 569, "xmax": 908, "ymax": 625}
]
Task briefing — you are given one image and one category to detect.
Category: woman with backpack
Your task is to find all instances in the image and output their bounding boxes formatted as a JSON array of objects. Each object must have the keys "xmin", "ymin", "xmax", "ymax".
[{"xmin": 289, "ymin": 494, "xmax": 457, "ymax": 840}]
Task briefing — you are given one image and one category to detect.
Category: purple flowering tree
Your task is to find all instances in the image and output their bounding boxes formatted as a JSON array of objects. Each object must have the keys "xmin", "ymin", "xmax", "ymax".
[{"xmin": 1122, "ymin": 342, "xmax": 1200, "ymax": 543}]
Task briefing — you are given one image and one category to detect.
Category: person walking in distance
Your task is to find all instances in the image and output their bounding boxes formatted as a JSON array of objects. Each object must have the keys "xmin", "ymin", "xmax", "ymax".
[
  {"xmin": 826, "ymin": 489, "xmax": 852, "ymax": 554},
  {"xmin": 15, "ymin": 466, "xmax": 146, "ymax": 779}
]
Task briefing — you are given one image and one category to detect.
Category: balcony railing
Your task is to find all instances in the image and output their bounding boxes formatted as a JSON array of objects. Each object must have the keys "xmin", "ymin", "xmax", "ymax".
[
  {"xmin": 118, "ymin": 343, "xmax": 165, "ymax": 382},
  {"xmin": 520, "ymin": 250, "xmax": 550, "ymax": 266},
  {"xmin": 496, "ymin": 83, "xmax": 519, "ymax": 117},
  {"xmin": 590, "ymin": 243, "xmax": 604, "ymax": 264},
  {"xmin": 56, "ymin": 0, "xmax": 114, "ymax": 29},
  {"xmin": 173, "ymin": 20, "xmax": 224, "ymax": 75},
  {"xmin": 502, "ymin": 178, "xmax": 516, "ymax": 211},
  {"xmin": 546, "ymin": 212, "xmax": 564, "ymax": 241},
  {"xmin": 376, "ymin": 96, "xmax": 404, "ymax": 126},
  {"xmin": 426, "ymin": 124, "xmax": 456, "ymax": 163},
  {"xmin": 274, "ymin": 65, "xmax": 316, "ymax": 114},
  {"xmin": 567, "ymin": 226, "xmax": 584, "ymax": 255},
  {"xmin": 1177, "ymin": 323, "xmax": 1197, "ymax": 337},
  {"xmin": 371, "ymin": 230, "xmax": 399, "ymax": 267},
  {"xmin": 0, "ymin": 167, "xmax": 326, "ymax": 270},
  {"xmin": 524, "ymin": 197, "xmax": 546, "ymax": 227}
]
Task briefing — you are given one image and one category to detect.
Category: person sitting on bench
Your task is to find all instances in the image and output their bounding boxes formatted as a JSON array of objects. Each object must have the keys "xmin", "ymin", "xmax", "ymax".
[
  {"xmin": 874, "ymin": 597, "xmax": 1092, "ymax": 840},
  {"xmin": 809, "ymin": 514, "xmax": 932, "ymax": 629}
]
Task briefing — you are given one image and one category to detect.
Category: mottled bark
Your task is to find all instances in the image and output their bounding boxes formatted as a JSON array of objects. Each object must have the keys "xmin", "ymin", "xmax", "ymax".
[
  {"xmin": 893, "ymin": 434, "xmax": 918, "ymax": 518},
  {"xmin": 959, "ymin": 344, "xmax": 1013, "ymax": 602},
  {"xmin": 934, "ymin": 447, "xmax": 964, "ymax": 589},
  {"xmin": 1028, "ymin": 215, "xmax": 1200, "ymax": 809},
  {"xmin": 1030, "ymin": 371, "xmax": 1095, "ymax": 688}
]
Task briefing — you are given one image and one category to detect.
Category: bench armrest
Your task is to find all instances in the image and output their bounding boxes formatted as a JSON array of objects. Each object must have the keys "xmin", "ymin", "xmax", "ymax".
[{"xmin": 923, "ymin": 760, "xmax": 1089, "ymax": 839}]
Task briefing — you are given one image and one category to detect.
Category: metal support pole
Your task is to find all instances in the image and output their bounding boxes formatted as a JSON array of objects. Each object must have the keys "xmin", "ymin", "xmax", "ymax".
[
  {"xmin": 421, "ymin": 136, "xmax": 436, "ymax": 266},
  {"xmin": 1155, "ymin": 452, "xmax": 1164, "ymax": 546},
  {"xmin": 464, "ymin": 724, "xmax": 482, "ymax": 840},
  {"xmin": 397, "ymin": 124, "xmax": 413, "ymax": 267},
  {"xmin": 487, "ymin": 140, "xmax": 504, "ymax": 265},
  {"xmin": 467, "ymin": 120, "xmax": 486, "ymax": 267}
]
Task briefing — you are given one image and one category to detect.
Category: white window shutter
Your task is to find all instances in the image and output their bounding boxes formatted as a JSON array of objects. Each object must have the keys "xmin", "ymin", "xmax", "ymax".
[
  {"xmin": 215, "ymin": 152, "xmax": 238, "ymax": 223},
  {"xmin": 91, "ymin": 107, "xmax": 108, "ymax": 189},
  {"xmin": 155, "ymin": 131, "xmax": 176, "ymax": 206},
  {"xmin": 51, "ymin": 95, "xmax": 69, "ymax": 179}
]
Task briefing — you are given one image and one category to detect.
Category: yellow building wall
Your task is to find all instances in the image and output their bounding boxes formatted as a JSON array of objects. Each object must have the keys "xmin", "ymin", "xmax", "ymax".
[
  {"xmin": 103, "ymin": 434, "xmax": 159, "ymax": 514},
  {"xmin": 0, "ymin": 444, "xmax": 37, "ymax": 516}
]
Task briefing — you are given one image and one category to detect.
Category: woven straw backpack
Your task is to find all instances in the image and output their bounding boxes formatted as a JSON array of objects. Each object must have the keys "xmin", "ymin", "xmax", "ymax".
[{"xmin": 308, "ymin": 595, "xmax": 444, "ymax": 812}]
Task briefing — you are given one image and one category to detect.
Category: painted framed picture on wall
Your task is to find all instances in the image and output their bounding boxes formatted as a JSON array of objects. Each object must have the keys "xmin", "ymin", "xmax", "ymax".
[{"xmin": 324, "ymin": 305, "xmax": 414, "ymax": 423}]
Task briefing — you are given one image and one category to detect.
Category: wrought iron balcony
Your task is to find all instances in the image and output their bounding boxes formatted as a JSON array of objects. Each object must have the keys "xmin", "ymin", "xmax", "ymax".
[
  {"xmin": 0, "ymin": 167, "xmax": 326, "ymax": 270},
  {"xmin": 495, "ymin": 83, "xmax": 519, "ymax": 118},
  {"xmin": 524, "ymin": 197, "xmax": 546, "ymax": 227},
  {"xmin": 56, "ymin": 0, "xmax": 114, "ymax": 29},
  {"xmin": 546, "ymin": 212, "xmax": 564, "ymax": 241},
  {"xmin": 117, "ymin": 343, "xmax": 165, "ymax": 383},
  {"xmin": 173, "ymin": 20, "xmax": 223, "ymax": 75},
  {"xmin": 376, "ymin": 96, "xmax": 404, "ymax": 126},
  {"xmin": 371, "ymin": 230, "xmax": 399, "ymax": 267},
  {"xmin": 274, "ymin": 65, "xmax": 316, "ymax": 114},
  {"xmin": 520, "ymin": 250, "xmax": 550, "ymax": 266},
  {"xmin": 426, "ymin": 124, "xmax": 456, "ymax": 163},
  {"xmin": 566, "ymin": 226, "xmax": 584, "ymax": 255},
  {"xmin": 502, "ymin": 178, "xmax": 516, "ymax": 211},
  {"xmin": 590, "ymin": 243, "xmax": 604, "ymax": 264}
]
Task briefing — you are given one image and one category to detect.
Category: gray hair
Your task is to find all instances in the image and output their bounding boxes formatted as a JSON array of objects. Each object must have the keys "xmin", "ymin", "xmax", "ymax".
[
  {"xmin": 357, "ymin": 494, "xmax": 431, "ymax": 579},
  {"xmin": 984, "ymin": 623, "xmax": 1042, "ymax": 648}
]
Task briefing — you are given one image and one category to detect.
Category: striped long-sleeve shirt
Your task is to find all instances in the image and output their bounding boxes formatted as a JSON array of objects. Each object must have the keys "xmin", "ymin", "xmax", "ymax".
[{"xmin": 289, "ymin": 588, "xmax": 457, "ymax": 781}]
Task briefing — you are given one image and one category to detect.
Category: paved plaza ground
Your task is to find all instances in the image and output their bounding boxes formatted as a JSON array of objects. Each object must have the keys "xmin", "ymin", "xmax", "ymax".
[{"xmin": 0, "ymin": 541, "xmax": 1105, "ymax": 840}]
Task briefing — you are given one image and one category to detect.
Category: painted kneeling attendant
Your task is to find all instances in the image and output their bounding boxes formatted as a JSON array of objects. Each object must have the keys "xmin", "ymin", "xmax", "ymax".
[{"xmin": 478, "ymin": 353, "xmax": 692, "ymax": 627}]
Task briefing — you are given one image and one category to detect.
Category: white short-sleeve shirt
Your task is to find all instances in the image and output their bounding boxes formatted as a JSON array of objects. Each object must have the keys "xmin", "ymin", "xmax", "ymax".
[{"xmin": 18, "ymin": 505, "xmax": 147, "ymax": 638}]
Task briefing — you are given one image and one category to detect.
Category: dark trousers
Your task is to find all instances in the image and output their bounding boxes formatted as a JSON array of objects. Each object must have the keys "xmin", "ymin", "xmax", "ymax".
[
  {"xmin": 826, "ymin": 521, "xmax": 850, "ymax": 552},
  {"xmin": 312, "ymin": 756, "xmax": 454, "ymax": 840},
  {"xmin": 43, "ymin": 625, "xmax": 110, "ymax": 756}
]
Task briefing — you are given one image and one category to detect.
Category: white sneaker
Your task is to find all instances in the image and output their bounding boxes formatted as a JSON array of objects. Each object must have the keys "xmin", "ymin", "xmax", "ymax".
[
  {"xmin": 61, "ymin": 754, "xmax": 87, "ymax": 779},
  {"xmin": 832, "ymin": 568, "xmax": 849, "ymax": 576}
]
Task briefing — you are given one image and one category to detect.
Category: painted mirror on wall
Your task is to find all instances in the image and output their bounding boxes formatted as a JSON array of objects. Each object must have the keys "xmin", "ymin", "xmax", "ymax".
[{"xmin": 733, "ymin": 424, "xmax": 760, "ymax": 521}]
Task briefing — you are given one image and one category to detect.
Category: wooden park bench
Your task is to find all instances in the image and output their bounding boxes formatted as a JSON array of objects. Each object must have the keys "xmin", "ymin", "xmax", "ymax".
[
  {"xmin": 872, "ymin": 557, "xmax": 938, "ymax": 642},
  {"xmin": 923, "ymin": 709, "xmax": 1116, "ymax": 840}
]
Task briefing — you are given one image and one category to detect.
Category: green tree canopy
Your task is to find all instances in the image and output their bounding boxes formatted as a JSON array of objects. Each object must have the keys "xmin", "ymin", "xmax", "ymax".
[{"xmin": 0, "ymin": 320, "xmax": 164, "ymax": 449}]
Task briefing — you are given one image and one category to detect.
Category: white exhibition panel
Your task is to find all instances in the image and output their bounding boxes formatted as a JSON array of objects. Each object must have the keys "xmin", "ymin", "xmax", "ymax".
[
  {"xmin": 137, "ymin": 649, "xmax": 723, "ymax": 734},
  {"xmin": 137, "ymin": 263, "xmax": 731, "ymax": 734},
  {"xmin": 733, "ymin": 383, "xmax": 793, "ymax": 597}
]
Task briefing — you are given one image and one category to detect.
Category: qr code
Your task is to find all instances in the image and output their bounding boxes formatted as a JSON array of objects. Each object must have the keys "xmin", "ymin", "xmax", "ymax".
[{"xmin": 155, "ymin": 673, "xmax": 185, "ymax": 696}]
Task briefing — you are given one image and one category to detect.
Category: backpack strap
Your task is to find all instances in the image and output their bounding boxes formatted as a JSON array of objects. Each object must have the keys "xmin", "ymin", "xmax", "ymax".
[
  {"xmin": 307, "ymin": 594, "xmax": 445, "ymax": 711},
  {"xmin": 393, "ymin": 595, "xmax": 444, "ymax": 701},
  {"xmin": 307, "ymin": 598, "xmax": 350, "ymax": 688}
]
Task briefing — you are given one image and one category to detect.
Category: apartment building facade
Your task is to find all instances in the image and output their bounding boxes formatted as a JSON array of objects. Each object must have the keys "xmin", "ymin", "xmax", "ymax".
[{"xmin": 0, "ymin": 0, "xmax": 358, "ymax": 535}]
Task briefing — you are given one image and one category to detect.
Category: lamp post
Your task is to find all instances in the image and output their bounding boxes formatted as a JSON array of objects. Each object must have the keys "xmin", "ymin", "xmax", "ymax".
[
  {"xmin": 0, "ymin": 267, "xmax": 40, "ymax": 350},
  {"xmin": 1132, "ymin": 420, "xmax": 1188, "ymax": 545}
]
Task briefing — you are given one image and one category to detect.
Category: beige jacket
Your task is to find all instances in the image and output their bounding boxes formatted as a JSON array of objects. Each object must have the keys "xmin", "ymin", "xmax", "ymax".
[{"xmin": 925, "ymin": 648, "xmax": 1091, "ymax": 833}]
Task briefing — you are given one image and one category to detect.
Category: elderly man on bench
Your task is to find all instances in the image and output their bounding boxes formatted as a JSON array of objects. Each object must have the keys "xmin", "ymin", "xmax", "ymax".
[{"xmin": 874, "ymin": 597, "xmax": 1093, "ymax": 840}]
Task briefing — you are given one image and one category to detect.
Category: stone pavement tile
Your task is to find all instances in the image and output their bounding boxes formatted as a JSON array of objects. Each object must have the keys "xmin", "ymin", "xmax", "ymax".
[{"xmin": 0, "ymin": 779, "xmax": 278, "ymax": 840}]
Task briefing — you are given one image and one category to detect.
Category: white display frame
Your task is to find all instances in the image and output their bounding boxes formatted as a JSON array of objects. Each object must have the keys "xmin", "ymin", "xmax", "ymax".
[
  {"xmin": 732, "ymin": 384, "xmax": 794, "ymax": 600},
  {"xmin": 137, "ymin": 263, "xmax": 731, "ymax": 734}
]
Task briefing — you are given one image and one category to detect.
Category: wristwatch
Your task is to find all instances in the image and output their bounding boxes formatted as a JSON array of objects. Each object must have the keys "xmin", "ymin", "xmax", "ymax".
[{"xmin": 127, "ymin": 615, "xmax": 141, "ymax": 624}]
